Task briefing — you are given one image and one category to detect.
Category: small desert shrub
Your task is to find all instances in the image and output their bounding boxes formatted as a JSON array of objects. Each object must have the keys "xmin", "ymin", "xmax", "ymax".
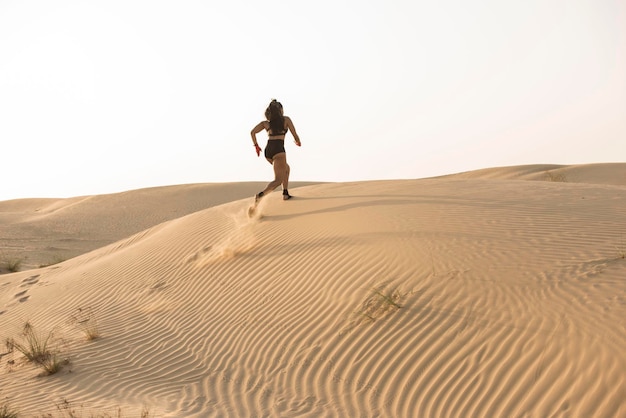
[
  {"xmin": 545, "ymin": 170, "xmax": 567, "ymax": 182},
  {"xmin": 1, "ymin": 257, "xmax": 22, "ymax": 273},
  {"xmin": 0, "ymin": 404, "xmax": 19, "ymax": 418},
  {"xmin": 5, "ymin": 322, "xmax": 63, "ymax": 375},
  {"xmin": 69, "ymin": 307, "xmax": 100, "ymax": 341},
  {"xmin": 353, "ymin": 284, "xmax": 404, "ymax": 325}
]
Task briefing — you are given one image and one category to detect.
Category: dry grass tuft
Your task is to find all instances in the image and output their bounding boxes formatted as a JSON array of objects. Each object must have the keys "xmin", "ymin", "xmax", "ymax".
[
  {"xmin": 545, "ymin": 170, "xmax": 567, "ymax": 182},
  {"xmin": 4, "ymin": 322, "xmax": 65, "ymax": 375},
  {"xmin": 0, "ymin": 404, "xmax": 19, "ymax": 418},
  {"xmin": 69, "ymin": 307, "xmax": 100, "ymax": 341},
  {"xmin": 30, "ymin": 399, "xmax": 155, "ymax": 418},
  {"xmin": 352, "ymin": 284, "xmax": 404, "ymax": 326},
  {"xmin": 0, "ymin": 254, "xmax": 22, "ymax": 273}
]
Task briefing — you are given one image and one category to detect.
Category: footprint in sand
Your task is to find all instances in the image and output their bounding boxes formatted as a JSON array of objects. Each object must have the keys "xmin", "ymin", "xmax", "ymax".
[
  {"xmin": 20, "ymin": 275, "xmax": 40, "ymax": 287},
  {"xmin": 186, "ymin": 246, "xmax": 213, "ymax": 263},
  {"xmin": 14, "ymin": 290, "xmax": 30, "ymax": 303},
  {"xmin": 0, "ymin": 310, "xmax": 6, "ymax": 315}
]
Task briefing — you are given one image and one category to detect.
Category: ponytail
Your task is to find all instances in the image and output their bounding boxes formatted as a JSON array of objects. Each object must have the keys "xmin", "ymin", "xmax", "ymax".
[{"xmin": 265, "ymin": 99, "xmax": 285, "ymax": 134}]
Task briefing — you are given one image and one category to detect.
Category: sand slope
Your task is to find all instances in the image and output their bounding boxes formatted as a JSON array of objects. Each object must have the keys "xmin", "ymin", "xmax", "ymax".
[
  {"xmin": 443, "ymin": 162, "xmax": 626, "ymax": 186},
  {"xmin": 0, "ymin": 182, "xmax": 316, "ymax": 272},
  {"xmin": 1, "ymin": 164, "xmax": 625, "ymax": 417}
]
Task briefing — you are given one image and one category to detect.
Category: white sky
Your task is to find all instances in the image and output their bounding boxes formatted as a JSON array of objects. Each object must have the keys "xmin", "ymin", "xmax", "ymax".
[{"xmin": 1, "ymin": 0, "xmax": 624, "ymax": 200}]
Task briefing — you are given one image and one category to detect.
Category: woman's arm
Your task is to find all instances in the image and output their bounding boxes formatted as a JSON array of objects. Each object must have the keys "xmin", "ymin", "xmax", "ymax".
[
  {"xmin": 250, "ymin": 121, "xmax": 266, "ymax": 146},
  {"xmin": 285, "ymin": 116, "xmax": 301, "ymax": 146}
]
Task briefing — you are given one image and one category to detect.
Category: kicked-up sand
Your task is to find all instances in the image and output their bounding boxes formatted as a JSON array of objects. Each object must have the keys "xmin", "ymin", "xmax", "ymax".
[{"xmin": 0, "ymin": 164, "xmax": 624, "ymax": 417}]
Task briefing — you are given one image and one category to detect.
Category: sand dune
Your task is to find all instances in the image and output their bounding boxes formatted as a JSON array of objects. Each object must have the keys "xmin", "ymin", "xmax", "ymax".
[
  {"xmin": 0, "ymin": 164, "xmax": 625, "ymax": 417},
  {"xmin": 0, "ymin": 182, "xmax": 317, "ymax": 272},
  {"xmin": 442, "ymin": 162, "xmax": 626, "ymax": 185}
]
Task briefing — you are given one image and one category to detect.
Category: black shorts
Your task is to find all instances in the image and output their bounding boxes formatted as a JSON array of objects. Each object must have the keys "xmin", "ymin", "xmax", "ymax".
[{"xmin": 264, "ymin": 139, "xmax": 286, "ymax": 160}]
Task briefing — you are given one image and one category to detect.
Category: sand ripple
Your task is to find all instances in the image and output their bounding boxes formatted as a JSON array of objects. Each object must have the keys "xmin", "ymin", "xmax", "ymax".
[{"xmin": 1, "ymin": 166, "xmax": 625, "ymax": 416}]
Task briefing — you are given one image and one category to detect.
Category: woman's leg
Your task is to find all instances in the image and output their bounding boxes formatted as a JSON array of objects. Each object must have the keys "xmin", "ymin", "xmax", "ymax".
[
  {"xmin": 261, "ymin": 153, "xmax": 287, "ymax": 195},
  {"xmin": 282, "ymin": 163, "xmax": 290, "ymax": 191}
]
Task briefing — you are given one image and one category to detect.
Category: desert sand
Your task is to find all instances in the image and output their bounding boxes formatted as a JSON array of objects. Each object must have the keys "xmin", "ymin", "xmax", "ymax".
[{"xmin": 0, "ymin": 164, "xmax": 625, "ymax": 417}]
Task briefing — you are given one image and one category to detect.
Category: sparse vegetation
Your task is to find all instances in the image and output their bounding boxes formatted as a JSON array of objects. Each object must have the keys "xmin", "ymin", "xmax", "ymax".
[
  {"xmin": 69, "ymin": 307, "xmax": 100, "ymax": 341},
  {"xmin": 32, "ymin": 399, "xmax": 155, "ymax": 418},
  {"xmin": 545, "ymin": 170, "xmax": 567, "ymax": 182},
  {"xmin": 0, "ymin": 257, "xmax": 22, "ymax": 273},
  {"xmin": 4, "ymin": 322, "xmax": 65, "ymax": 375},
  {"xmin": 353, "ymin": 284, "xmax": 404, "ymax": 325},
  {"xmin": 0, "ymin": 404, "xmax": 19, "ymax": 418},
  {"xmin": 1, "ymin": 399, "xmax": 154, "ymax": 418}
]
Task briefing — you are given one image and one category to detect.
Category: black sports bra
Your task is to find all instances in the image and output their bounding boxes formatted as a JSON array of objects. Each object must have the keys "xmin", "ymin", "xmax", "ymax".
[{"xmin": 268, "ymin": 128, "xmax": 287, "ymax": 136}]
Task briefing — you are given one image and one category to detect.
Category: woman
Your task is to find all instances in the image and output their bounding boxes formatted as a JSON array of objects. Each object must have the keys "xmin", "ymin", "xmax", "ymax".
[{"xmin": 250, "ymin": 99, "xmax": 301, "ymax": 203}]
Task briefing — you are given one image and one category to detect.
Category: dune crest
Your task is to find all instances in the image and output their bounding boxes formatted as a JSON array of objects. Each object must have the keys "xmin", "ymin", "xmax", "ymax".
[
  {"xmin": 0, "ymin": 182, "xmax": 315, "ymax": 271},
  {"xmin": 443, "ymin": 162, "xmax": 626, "ymax": 186},
  {"xmin": 1, "ymin": 164, "xmax": 625, "ymax": 416}
]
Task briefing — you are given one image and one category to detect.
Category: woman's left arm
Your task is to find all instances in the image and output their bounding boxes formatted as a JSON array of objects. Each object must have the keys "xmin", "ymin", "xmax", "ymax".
[{"xmin": 285, "ymin": 117, "xmax": 301, "ymax": 146}]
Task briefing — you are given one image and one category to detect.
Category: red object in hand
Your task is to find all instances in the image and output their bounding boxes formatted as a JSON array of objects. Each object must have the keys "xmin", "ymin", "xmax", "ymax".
[{"xmin": 255, "ymin": 144, "xmax": 262, "ymax": 156}]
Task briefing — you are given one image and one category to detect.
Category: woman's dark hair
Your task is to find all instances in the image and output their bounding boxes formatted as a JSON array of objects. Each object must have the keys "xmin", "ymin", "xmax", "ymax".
[{"xmin": 265, "ymin": 99, "xmax": 284, "ymax": 134}]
